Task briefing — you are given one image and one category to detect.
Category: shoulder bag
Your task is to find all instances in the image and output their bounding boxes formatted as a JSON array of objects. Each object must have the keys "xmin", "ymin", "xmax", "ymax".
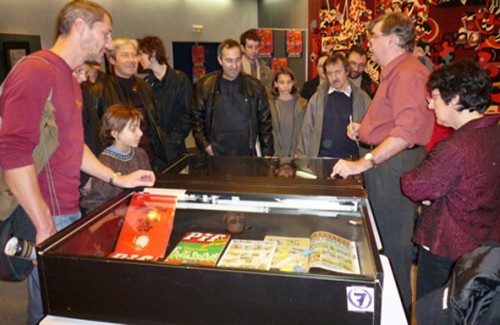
[{"xmin": 0, "ymin": 56, "xmax": 59, "ymax": 281}]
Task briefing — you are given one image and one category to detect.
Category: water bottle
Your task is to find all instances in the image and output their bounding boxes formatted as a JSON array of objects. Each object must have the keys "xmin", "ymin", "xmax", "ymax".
[{"xmin": 4, "ymin": 237, "xmax": 36, "ymax": 260}]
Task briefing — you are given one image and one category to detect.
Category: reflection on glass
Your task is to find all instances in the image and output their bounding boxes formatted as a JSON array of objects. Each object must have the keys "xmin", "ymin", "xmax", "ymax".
[
  {"xmin": 274, "ymin": 161, "xmax": 297, "ymax": 178},
  {"xmin": 165, "ymin": 155, "xmax": 355, "ymax": 180},
  {"xmin": 223, "ymin": 212, "xmax": 247, "ymax": 234}
]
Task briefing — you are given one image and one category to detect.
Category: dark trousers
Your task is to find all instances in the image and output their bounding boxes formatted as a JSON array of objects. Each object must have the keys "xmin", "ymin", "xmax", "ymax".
[
  {"xmin": 416, "ymin": 247, "xmax": 455, "ymax": 300},
  {"xmin": 361, "ymin": 146, "xmax": 426, "ymax": 316}
]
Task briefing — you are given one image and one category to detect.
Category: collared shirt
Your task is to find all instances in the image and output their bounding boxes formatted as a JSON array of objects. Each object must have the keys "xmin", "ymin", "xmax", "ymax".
[
  {"xmin": 328, "ymin": 84, "xmax": 352, "ymax": 97},
  {"xmin": 402, "ymin": 114, "xmax": 500, "ymax": 261},
  {"xmin": 359, "ymin": 52, "xmax": 434, "ymax": 146}
]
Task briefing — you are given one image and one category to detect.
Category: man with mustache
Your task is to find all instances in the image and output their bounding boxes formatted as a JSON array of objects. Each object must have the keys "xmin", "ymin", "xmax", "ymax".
[{"xmin": 297, "ymin": 53, "xmax": 371, "ymax": 158}]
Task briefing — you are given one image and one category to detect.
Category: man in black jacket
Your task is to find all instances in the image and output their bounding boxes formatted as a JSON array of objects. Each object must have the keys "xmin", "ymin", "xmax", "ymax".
[
  {"xmin": 138, "ymin": 36, "xmax": 192, "ymax": 162},
  {"xmin": 191, "ymin": 39, "xmax": 274, "ymax": 157},
  {"xmin": 415, "ymin": 242, "xmax": 500, "ymax": 325},
  {"xmin": 83, "ymin": 37, "xmax": 169, "ymax": 170}
]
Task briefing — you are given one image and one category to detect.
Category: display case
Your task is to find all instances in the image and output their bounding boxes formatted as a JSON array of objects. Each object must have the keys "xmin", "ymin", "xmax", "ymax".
[{"xmin": 37, "ymin": 157, "xmax": 383, "ymax": 325}]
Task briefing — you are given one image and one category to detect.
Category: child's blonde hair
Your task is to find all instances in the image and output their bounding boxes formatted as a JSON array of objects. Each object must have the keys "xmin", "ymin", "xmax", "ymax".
[{"xmin": 99, "ymin": 104, "xmax": 143, "ymax": 147}]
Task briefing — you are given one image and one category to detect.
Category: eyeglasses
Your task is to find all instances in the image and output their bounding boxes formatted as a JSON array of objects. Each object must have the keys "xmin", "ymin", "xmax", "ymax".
[
  {"xmin": 349, "ymin": 61, "xmax": 366, "ymax": 69},
  {"xmin": 369, "ymin": 33, "xmax": 386, "ymax": 41},
  {"xmin": 426, "ymin": 94, "xmax": 441, "ymax": 104}
]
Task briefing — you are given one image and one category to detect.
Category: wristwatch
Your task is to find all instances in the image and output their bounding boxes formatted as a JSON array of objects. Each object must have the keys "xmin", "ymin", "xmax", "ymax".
[
  {"xmin": 364, "ymin": 152, "xmax": 376, "ymax": 168},
  {"xmin": 109, "ymin": 172, "xmax": 122, "ymax": 185}
]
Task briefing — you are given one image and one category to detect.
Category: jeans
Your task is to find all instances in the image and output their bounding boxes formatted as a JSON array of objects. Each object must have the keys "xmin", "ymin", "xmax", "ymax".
[{"xmin": 28, "ymin": 211, "xmax": 81, "ymax": 325}]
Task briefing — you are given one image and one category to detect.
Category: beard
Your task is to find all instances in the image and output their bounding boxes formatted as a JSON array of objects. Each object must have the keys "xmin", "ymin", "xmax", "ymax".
[
  {"xmin": 350, "ymin": 73, "xmax": 362, "ymax": 79},
  {"xmin": 81, "ymin": 35, "xmax": 103, "ymax": 65},
  {"xmin": 84, "ymin": 49, "xmax": 103, "ymax": 65}
]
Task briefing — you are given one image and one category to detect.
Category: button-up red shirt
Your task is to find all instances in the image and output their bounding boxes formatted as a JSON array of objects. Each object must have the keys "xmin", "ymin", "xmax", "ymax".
[{"xmin": 359, "ymin": 52, "xmax": 434, "ymax": 146}]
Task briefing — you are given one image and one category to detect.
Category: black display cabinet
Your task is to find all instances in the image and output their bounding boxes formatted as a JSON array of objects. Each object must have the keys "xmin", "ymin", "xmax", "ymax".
[{"xmin": 37, "ymin": 156, "xmax": 382, "ymax": 325}]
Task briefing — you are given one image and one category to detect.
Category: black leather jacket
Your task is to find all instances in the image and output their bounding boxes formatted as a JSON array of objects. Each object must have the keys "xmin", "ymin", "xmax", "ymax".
[
  {"xmin": 415, "ymin": 242, "xmax": 500, "ymax": 325},
  {"xmin": 82, "ymin": 75, "xmax": 169, "ymax": 170},
  {"xmin": 191, "ymin": 71, "xmax": 274, "ymax": 156},
  {"xmin": 144, "ymin": 66, "xmax": 192, "ymax": 162}
]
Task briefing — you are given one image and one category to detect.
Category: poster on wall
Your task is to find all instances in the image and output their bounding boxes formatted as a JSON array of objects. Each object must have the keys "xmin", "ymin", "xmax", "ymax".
[
  {"xmin": 271, "ymin": 57, "xmax": 288, "ymax": 71},
  {"xmin": 286, "ymin": 30, "xmax": 303, "ymax": 58},
  {"xmin": 4, "ymin": 41, "xmax": 30, "ymax": 72},
  {"xmin": 192, "ymin": 65, "xmax": 206, "ymax": 84},
  {"xmin": 256, "ymin": 28, "xmax": 274, "ymax": 58},
  {"xmin": 192, "ymin": 45, "xmax": 206, "ymax": 83},
  {"xmin": 192, "ymin": 45, "xmax": 205, "ymax": 64}
]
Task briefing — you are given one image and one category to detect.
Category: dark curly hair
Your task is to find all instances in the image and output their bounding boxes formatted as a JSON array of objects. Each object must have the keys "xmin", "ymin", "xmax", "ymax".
[
  {"xmin": 427, "ymin": 60, "xmax": 492, "ymax": 113},
  {"xmin": 240, "ymin": 29, "xmax": 262, "ymax": 46}
]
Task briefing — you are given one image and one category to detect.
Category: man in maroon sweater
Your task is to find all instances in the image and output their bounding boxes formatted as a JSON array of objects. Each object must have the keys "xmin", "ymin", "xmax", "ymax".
[{"xmin": 0, "ymin": 1, "xmax": 154, "ymax": 323}]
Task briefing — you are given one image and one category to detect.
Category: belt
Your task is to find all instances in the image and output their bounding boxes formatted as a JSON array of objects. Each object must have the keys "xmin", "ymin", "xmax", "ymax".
[
  {"xmin": 358, "ymin": 142, "xmax": 422, "ymax": 151},
  {"xmin": 358, "ymin": 142, "xmax": 375, "ymax": 150}
]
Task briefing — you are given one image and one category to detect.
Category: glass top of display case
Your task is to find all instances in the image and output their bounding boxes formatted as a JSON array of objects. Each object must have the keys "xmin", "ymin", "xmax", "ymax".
[
  {"xmin": 40, "ymin": 188, "xmax": 378, "ymax": 279},
  {"xmin": 158, "ymin": 154, "xmax": 363, "ymax": 190}
]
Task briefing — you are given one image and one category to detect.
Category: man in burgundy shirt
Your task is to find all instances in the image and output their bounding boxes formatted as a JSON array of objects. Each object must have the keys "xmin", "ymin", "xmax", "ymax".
[
  {"xmin": 0, "ymin": 1, "xmax": 154, "ymax": 323},
  {"xmin": 332, "ymin": 13, "xmax": 434, "ymax": 316},
  {"xmin": 401, "ymin": 60, "xmax": 500, "ymax": 301}
]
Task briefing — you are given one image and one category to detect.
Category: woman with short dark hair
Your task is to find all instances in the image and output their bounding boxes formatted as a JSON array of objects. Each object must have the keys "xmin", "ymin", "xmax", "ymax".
[{"xmin": 401, "ymin": 60, "xmax": 500, "ymax": 301}]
